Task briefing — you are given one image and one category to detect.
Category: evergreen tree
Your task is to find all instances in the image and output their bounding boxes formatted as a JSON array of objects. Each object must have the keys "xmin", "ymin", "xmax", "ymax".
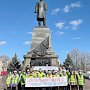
[
  {"xmin": 7, "ymin": 54, "xmax": 21, "ymax": 72},
  {"xmin": 63, "ymin": 53, "xmax": 75, "ymax": 69}
]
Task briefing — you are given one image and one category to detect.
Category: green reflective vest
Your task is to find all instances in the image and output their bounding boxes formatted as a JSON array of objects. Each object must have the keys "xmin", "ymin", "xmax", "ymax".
[
  {"xmin": 77, "ymin": 74, "xmax": 84, "ymax": 85},
  {"xmin": 70, "ymin": 75, "xmax": 77, "ymax": 85},
  {"xmin": 11, "ymin": 75, "xmax": 19, "ymax": 85},
  {"xmin": 6, "ymin": 75, "xmax": 12, "ymax": 85},
  {"xmin": 20, "ymin": 74, "xmax": 26, "ymax": 86},
  {"xmin": 59, "ymin": 73, "xmax": 63, "ymax": 77},
  {"xmin": 53, "ymin": 74, "xmax": 60, "ymax": 77},
  {"xmin": 26, "ymin": 74, "xmax": 33, "ymax": 78},
  {"xmin": 38, "ymin": 72, "xmax": 43, "ymax": 78}
]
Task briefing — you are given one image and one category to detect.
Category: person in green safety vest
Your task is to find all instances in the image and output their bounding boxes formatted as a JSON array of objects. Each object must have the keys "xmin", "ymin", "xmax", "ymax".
[
  {"xmin": 34, "ymin": 71, "xmax": 39, "ymax": 90},
  {"xmin": 11, "ymin": 70, "xmax": 19, "ymax": 90},
  {"xmin": 42, "ymin": 70, "xmax": 47, "ymax": 78},
  {"xmin": 54, "ymin": 70, "xmax": 60, "ymax": 77},
  {"xmin": 77, "ymin": 70, "xmax": 85, "ymax": 90},
  {"xmin": 46, "ymin": 70, "xmax": 52, "ymax": 90},
  {"xmin": 69, "ymin": 70, "xmax": 78, "ymax": 90},
  {"xmin": 58, "ymin": 70, "xmax": 63, "ymax": 90},
  {"xmin": 6, "ymin": 72, "xmax": 12, "ymax": 90},
  {"xmin": 34, "ymin": 71, "xmax": 40, "ymax": 78},
  {"xmin": 62, "ymin": 70, "xmax": 68, "ymax": 90},
  {"xmin": 38, "ymin": 68, "xmax": 43, "ymax": 78},
  {"xmin": 26, "ymin": 69, "xmax": 34, "ymax": 90},
  {"xmin": 52, "ymin": 70, "xmax": 59, "ymax": 90},
  {"xmin": 20, "ymin": 71, "xmax": 26, "ymax": 90},
  {"xmin": 18, "ymin": 70, "xmax": 22, "ymax": 90},
  {"xmin": 33, "ymin": 70, "xmax": 37, "ymax": 78},
  {"xmin": 41, "ymin": 70, "xmax": 47, "ymax": 90},
  {"xmin": 66, "ymin": 70, "xmax": 71, "ymax": 90}
]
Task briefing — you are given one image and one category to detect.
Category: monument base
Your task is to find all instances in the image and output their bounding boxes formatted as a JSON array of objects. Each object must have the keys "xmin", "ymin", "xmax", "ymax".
[{"xmin": 23, "ymin": 27, "xmax": 59, "ymax": 69}]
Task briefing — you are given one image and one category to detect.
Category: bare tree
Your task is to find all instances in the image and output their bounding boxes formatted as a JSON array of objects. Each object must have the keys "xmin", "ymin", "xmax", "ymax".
[
  {"xmin": 0, "ymin": 55, "xmax": 10, "ymax": 70},
  {"xmin": 69, "ymin": 49, "xmax": 90, "ymax": 71},
  {"xmin": 69, "ymin": 49, "xmax": 80, "ymax": 69},
  {"xmin": 79, "ymin": 52, "xmax": 90, "ymax": 71}
]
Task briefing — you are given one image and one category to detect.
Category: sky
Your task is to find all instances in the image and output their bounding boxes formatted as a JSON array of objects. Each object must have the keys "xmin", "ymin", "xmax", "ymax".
[{"xmin": 0, "ymin": 0, "xmax": 90, "ymax": 64}]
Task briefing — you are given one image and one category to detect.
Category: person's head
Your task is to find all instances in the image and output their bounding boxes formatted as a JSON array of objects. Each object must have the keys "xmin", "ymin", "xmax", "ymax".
[
  {"xmin": 19, "ymin": 70, "xmax": 21, "ymax": 74},
  {"xmin": 23, "ymin": 71, "xmax": 26, "ymax": 75},
  {"xmin": 30, "ymin": 72, "xmax": 33, "ymax": 76},
  {"xmin": 14, "ymin": 70, "xmax": 17, "ymax": 75},
  {"xmin": 62, "ymin": 70, "xmax": 66, "ymax": 75},
  {"xmin": 9, "ymin": 71, "xmax": 12, "ymax": 75},
  {"xmin": 52, "ymin": 71, "xmax": 54, "ymax": 75},
  {"xmin": 54, "ymin": 71, "xmax": 58, "ymax": 75},
  {"xmin": 79, "ymin": 70, "xmax": 82, "ymax": 75},
  {"xmin": 40, "ymin": 0, "xmax": 43, "ymax": 1},
  {"xmin": 71, "ymin": 71, "xmax": 74, "ymax": 75},
  {"xmin": 66, "ymin": 69, "xmax": 69, "ymax": 73},
  {"xmin": 36, "ymin": 71, "xmax": 39, "ymax": 75},
  {"xmin": 48, "ymin": 70, "xmax": 52, "ymax": 75},
  {"xmin": 39, "ymin": 68, "xmax": 42, "ymax": 73},
  {"xmin": 27, "ymin": 69, "xmax": 30, "ymax": 74},
  {"xmin": 62, "ymin": 67, "xmax": 65, "ymax": 70},
  {"xmin": 2, "ymin": 67, "xmax": 5, "ymax": 70},
  {"xmin": 26, "ymin": 65, "xmax": 30, "ymax": 69}
]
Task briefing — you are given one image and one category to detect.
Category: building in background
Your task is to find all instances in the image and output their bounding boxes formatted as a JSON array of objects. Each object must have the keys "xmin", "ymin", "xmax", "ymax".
[{"xmin": 0, "ymin": 56, "xmax": 10, "ymax": 72}]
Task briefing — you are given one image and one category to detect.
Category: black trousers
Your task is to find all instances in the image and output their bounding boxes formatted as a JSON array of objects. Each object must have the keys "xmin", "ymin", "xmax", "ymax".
[
  {"xmin": 67, "ymin": 85, "xmax": 70, "ymax": 90},
  {"xmin": 79, "ymin": 85, "xmax": 83, "ymax": 90},
  {"xmin": 71, "ymin": 85, "xmax": 78, "ymax": 90},
  {"xmin": 46, "ymin": 87, "xmax": 51, "ymax": 90},
  {"xmin": 34, "ymin": 87, "xmax": 39, "ymax": 90},
  {"xmin": 41, "ymin": 87, "xmax": 46, "ymax": 90},
  {"xmin": 12, "ymin": 87, "xmax": 16, "ymax": 90},
  {"xmin": 59, "ymin": 86, "xmax": 63, "ymax": 90},
  {"xmin": 7, "ymin": 87, "xmax": 11, "ymax": 90},
  {"xmin": 18, "ymin": 83, "xmax": 21, "ymax": 90},
  {"xmin": 52, "ymin": 87, "xmax": 58, "ymax": 90},
  {"xmin": 25, "ymin": 87, "xmax": 34, "ymax": 90},
  {"xmin": 21, "ymin": 85, "xmax": 25, "ymax": 90},
  {"xmin": 64, "ymin": 86, "xmax": 68, "ymax": 90},
  {"xmin": 59, "ymin": 86, "xmax": 67, "ymax": 90}
]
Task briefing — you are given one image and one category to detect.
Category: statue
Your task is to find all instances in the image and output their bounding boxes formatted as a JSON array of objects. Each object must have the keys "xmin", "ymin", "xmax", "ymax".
[{"xmin": 35, "ymin": 0, "xmax": 47, "ymax": 26}]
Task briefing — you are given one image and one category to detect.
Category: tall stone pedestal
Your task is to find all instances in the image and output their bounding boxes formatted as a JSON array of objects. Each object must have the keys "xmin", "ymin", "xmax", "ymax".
[{"xmin": 23, "ymin": 27, "xmax": 59, "ymax": 68}]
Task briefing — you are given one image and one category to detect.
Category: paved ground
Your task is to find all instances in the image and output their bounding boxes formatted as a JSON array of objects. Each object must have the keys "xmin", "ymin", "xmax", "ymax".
[
  {"xmin": 84, "ymin": 79, "xmax": 90, "ymax": 90},
  {"xmin": 0, "ymin": 76, "xmax": 90, "ymax": 90},
  {"xmin": 0, "ymin": 76, "xmax": 7, "ymax": 90}
]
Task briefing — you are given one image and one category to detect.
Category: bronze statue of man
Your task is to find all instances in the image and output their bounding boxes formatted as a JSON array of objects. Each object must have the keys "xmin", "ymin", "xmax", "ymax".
[{"xmin": 35, "ymin": 0, "xmax": 47, "ymax": 26}]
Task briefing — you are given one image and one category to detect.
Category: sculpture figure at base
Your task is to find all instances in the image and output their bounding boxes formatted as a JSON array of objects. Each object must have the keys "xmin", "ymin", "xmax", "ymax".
[{"xmin": 35, "ymin": 0, "xmax": 47, "ymax": 26}]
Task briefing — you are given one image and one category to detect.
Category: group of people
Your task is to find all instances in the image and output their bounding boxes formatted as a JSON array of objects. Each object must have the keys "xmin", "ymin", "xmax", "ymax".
[{"xmin": 6, "ymin": 67, "xmax": 85, "ymax": 90}]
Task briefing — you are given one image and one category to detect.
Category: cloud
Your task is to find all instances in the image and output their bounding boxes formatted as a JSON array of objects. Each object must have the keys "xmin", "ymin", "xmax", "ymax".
[
  {"xmin": 58, "ymin": 31, "xmax": 64, "ymax": 35},
  {"xmin": 27, "ymin": 32, "xmax": 32, "ymax": 35},
  {"xmin": 63, "ymin": 2, "xmax": 81, "ymax": 13},
  {"xmin": 55, "ymin": 22, "xmax": 64, "ymax": 30},
  {"xmin": 51, "ymin": 8, "xmax": 60, "ymax": 15},
  {"xmin": 63, "ymin": 5, "xmax": 70, "ymax": 13},
  {"xmin": 73, "ymin": 37, "xmax": 82, "ymax": 40},
  {"xmin": 55, "ymin": 19, "xmax": 83, "ymax": 31},
  {"xmin": 24, "ymin": 41, "xmax": 31, "ymax": 45},
  {"xmin": 64, "ymin": 26, "xmax": 70, "ymax": 29},
  {"xmin": 0, "ymin": 41, "xmax": 7, "ymax": 45},
  {"xmin": 70, "ymin": 2, "xmax": 81, "ymax": 8},
  {"xmin": 51, "ymin": 2, "xmax": 82, "ymax": 15},
  {"xmin": 55, "ymin": 31, "xmax": 64, "ymax": 36},
  {"xmin": 69, "ymin": 19, "xmax": 83, "ymax": 30}
]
